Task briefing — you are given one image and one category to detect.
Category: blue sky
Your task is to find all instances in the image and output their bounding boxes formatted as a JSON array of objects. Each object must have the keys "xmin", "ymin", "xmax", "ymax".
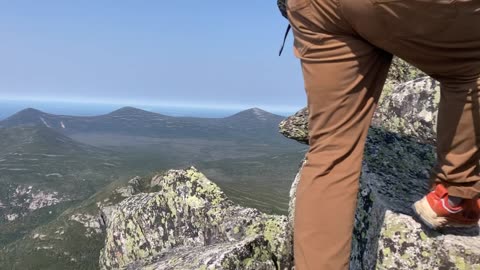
[{"xmin": 0, "ymin": 1, "xmax": 306, "ymax": 112}]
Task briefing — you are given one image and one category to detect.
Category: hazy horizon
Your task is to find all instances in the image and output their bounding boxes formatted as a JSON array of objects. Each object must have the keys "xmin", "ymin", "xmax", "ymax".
[{"xmin": 0, "ymin": 98, "xmax": 301, "ymax": 120}]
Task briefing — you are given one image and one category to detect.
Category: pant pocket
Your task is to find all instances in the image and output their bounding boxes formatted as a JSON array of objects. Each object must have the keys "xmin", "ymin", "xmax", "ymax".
[{"xmin": 287, "ymin": 0, "xmax": 316, "ymax": 57}]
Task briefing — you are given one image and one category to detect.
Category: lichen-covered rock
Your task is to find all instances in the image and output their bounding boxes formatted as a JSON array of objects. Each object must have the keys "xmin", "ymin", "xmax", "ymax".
[
  {"xmin": 99, "ymin": 167, "xmax": 292, "ymax": 270},
  {"xmin": 283, "ymin": 106, "xmax": 480, "ymax": 269},
  {"xmin": 350, "ymin": 160, "xmax": 480, "ymax": 270},
  {"xmin": 284, "ymin": 160, "xmax": 305, "ymax": 270},
  {"xmin": 373, "ymin": 77, "xmax": 440, "ymax": 144},
  {"xmin": 280, "ymin": 76, "xmax": 440, "ymax": 144},
  {"xmin": 122, "ymin": 235, "xmax": 278, "ymax": 270},
  {"xmin": 278, "ymin": 108, "xmax": 309, "ymax": 145},
  {"xmin": 387, "ymin": 58, "xmax": 426, "ymax": 84},
  {"xmin": 114, "ymin": 176, "xmax": 142, "ymax": 197}
]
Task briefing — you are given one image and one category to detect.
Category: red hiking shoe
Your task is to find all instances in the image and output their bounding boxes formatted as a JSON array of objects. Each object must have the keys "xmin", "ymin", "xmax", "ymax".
[{"xmin": 412, "ymin": 184, "xmax": 480, "ymax": 230}]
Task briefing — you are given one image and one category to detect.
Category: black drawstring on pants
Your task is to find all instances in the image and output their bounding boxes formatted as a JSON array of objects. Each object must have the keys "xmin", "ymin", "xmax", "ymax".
[{"xmin": 278, "ymin": 24, "xmax": 291, "ymax": 56}]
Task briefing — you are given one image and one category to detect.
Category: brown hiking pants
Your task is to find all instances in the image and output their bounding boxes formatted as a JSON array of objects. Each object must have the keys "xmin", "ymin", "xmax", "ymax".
[{"xmin": 287, "ymin": 0, "xmax": 480, "ymax": 269}]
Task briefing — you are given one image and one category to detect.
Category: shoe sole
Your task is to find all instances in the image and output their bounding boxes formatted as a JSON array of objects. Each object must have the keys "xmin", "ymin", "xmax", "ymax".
[{"xmin": 412, "ymin": 198, "xmax": 479, "ymax": 230}]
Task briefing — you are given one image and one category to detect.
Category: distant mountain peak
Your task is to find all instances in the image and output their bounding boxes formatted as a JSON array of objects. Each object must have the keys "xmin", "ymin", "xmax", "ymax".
[
  {"xmin": 15, "ymin": 107, "xmax": 47, "ymax": 116},
  {"xmin": 249, "ymin": 107, "xmax": 269, "ymax": 114},
  {"xmin": 108, "ymin": 106, "xmax": 165, "ymax": 117},
  {"xmin": 110, "ymin": 106, "xmax": 146, "ymax": 113},
  {"xmin": 226, "ymin": 107, "xmax": 282, "ymax": 121},
  {"xmin": 0, "ymin": 107, "xmax": 52, "ymax": 128}
]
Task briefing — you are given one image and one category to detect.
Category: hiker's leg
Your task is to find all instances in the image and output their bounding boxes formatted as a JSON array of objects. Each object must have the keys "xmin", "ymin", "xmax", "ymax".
[
  {"xmin": 432, "ymin": 78, "xmax": 480, "ymax": 199},
  {"xmin": 286, "ymin": 1, "xmax": 392, "ymax": 269},
  {"xmin": 340, "ymin": 0, "xmax": 480, "ymax": 199}
]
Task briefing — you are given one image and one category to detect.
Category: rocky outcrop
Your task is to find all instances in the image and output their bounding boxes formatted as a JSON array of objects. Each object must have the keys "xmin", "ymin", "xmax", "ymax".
[
  {"xmin": 372, "ymin": 77, "xmax": 440, "ymax": 144},
  {"xmin": 279, "ymin": 57, "xmax": 429, "ymax": 144},
  {"xmin": 114, "ymin": 176, "xmax": 142, "ymax": 197},
  {"xmin": 386, "ymin": 57, "xmax": 427, "ymax": 84},
  {"xmin": 280, "ymin": 76, "xmax": 439, "ymax": 145},
  {"xmin": 352, "ymin": 130, "xmax": 478, "ymax": 269},
  {"xmin": 99, "ymin": 168, "xmax": 291, "ymax": 270},
  {"xmin": 278, "ymin": 109, "xmax": 309, "ymax": 145}
]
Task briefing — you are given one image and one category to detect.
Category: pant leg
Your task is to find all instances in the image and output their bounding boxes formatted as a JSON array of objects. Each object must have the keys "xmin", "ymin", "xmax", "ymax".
[
  {"xmin": 432, "ymin": 78, "xmax": 480, "ymax": 199},
  {"xmin": 286, "ymin": 0, "xmax": 393, "ymax": 269},
  {"xmin": 339, "ymin": 0, "xmax": 480, "ymax": 199}
]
